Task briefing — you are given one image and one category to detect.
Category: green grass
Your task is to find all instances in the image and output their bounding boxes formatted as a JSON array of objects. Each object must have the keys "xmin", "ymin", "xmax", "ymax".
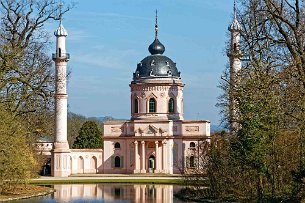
[{"xmin": 29, "ymin": 179, "xmax": 186, "ymax": 185}]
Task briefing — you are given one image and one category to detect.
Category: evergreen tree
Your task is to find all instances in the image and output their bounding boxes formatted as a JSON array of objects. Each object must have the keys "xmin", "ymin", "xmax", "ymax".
[{"xmin": 72, "ymin": 121, "xmax": 103, "ymax": 149}]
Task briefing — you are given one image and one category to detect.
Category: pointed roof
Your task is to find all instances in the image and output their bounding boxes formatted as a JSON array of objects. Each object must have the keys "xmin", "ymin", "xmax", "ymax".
[
  {"xmin": 148, "ymin": 10, "xmax": 165, "ymax": 55},
  {"xmin": 228, "ymin": 0, "xmax": 242, "ymax": 32},
  {"xmin": 54, "ymin": 1, "xmax": 68, "ymax": 37},
  {"xmin": 54, "ymin": 23, "xmax": 68, "ymax": 37}
]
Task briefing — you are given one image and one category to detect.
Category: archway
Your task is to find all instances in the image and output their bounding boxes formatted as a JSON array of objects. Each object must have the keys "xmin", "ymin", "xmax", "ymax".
[
  {"xmin": 78, "ymin": 156, "xmax": 84, "ymax": 174},
  {"xmin": 91, "ymin": 156, "xmax": 97, "ymax": 173},
  {"xmin": 148, "ymin": 155, "xmax": 155, "ymax": 173},
  {"xmin": 70, "ymin": 156, "xmax": 72, "ymax": 174}
]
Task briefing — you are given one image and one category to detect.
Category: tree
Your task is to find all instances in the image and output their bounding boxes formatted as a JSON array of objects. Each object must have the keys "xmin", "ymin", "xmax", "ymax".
[
  {"xmin": 68, "ymin": 112, "xmax": 88, "ymax": 147},
  {"xmin": 72, "ymin": 121, "xmax": 103, "ymax": 149},
  {"xmin": 0, "ymin": 0, "xmax": 72, "ymax": 191},
  {"xmin": 211, "ymin": 0, "xmax": 305, "ymax": 201},
  {"xmin": 0, "ymin": 106, "xmax": 42, "ymax": 194},
  {"xmin": 0, "ymin": 0, "xmax": 72, "ymax": 135},
  {"xmin": 68, "ymin": 112, "xmax": 104, "ymax": 148}
]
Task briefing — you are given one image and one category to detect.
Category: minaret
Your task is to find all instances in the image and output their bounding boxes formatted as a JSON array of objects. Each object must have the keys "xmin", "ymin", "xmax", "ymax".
[
  {"xmin": 228, "ymin": 0, "xmax": 242, "ymax": 132},
  {"xmin": 51, "ymin": 3, "xmax": 71, "ymax": 177}
]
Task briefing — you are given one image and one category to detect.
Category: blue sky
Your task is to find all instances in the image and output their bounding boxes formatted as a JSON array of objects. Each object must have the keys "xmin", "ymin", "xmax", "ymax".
[{"xmin": 50, "ymin": 0, "xmax": 234, "ymax": 125}]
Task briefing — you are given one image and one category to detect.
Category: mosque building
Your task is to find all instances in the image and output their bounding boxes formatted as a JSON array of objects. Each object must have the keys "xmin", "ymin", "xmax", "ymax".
[{"xmin": 50, "ymin": 6, "xmax": 239, "ymax": 177}]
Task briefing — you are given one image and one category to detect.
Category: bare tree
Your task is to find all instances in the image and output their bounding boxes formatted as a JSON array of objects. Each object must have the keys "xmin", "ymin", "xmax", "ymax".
[{"xmin": 0, "ymin": 0, "xmax": 72, "ymax": 134}]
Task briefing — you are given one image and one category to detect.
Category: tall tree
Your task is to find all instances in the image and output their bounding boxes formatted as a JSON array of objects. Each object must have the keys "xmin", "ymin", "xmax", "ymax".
[
  {"xmin": 72, "ymin": 121, "xmax": 103, "ymax": 149},
  {"xmin": 214, "ymin": 0, "xmax": 305, "ymax": 201}
]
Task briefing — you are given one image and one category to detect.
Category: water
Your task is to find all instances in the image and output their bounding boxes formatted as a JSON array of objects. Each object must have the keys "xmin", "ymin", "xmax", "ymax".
[{"xmin": 12, "ymin": 184, "xmax": 191, "ymax": 203}]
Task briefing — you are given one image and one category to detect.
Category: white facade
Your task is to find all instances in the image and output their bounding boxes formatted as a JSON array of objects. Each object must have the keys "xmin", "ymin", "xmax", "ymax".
[{"xmin": 51, "ymin": 20, "xmax": 71, "ymax": 177}]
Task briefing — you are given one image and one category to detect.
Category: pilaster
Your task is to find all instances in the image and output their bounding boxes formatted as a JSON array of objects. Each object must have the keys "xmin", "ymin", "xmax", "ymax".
[
  {"xmin": 133, "ymin": 141, "xmax": 140, "ymax": 173},
  {"xmin": 140, "ymin": 141, "xmax": 146, "ymax": 173}
]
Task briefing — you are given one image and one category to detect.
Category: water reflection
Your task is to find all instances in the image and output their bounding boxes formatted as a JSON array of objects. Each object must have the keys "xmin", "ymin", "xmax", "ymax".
[
  {"xmin": 13, "ymin": 184, "xmax": 189, "ymax": 203},
  {"xmin": 53, "ymin": 184, "xmax": 183, "ymax": 203}
]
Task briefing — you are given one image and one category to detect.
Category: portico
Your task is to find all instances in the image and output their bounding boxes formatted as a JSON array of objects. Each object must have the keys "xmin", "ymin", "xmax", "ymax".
[{"xmin": 133, "ymin": 139, "xmax": 171, "ymax": 174}]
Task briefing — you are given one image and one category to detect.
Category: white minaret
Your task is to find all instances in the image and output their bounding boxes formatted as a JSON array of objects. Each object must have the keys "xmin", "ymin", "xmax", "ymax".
[
  {"xmin": 228, "ymin": 0, "xmax": 242, "ymax": 132},
  {"xmin": 51, "ymin": 7, "xmax": 71, "ymax": 177}
]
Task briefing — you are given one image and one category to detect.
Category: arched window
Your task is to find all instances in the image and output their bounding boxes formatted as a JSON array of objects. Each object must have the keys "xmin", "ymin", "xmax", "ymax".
[
  {"xmin": 233, "ymin": 43, "xmax": 237, "ymax": 51},
  {"xmin": 134, "ymin": 99, "xmax": 138, "ymax": 113},
  {"xmin": 91, "ymin": 156, "xmax": 97, "ymax": 171},
  {"xmin": 190, "ymin": 156, "xmax": 195, "ymax": 168},
  {"xmin": 114, "ymin": 156, "xmax": 121, "ymax": 168},
  {"xmin": 149, "ymin": 98, "xmax": 156, "ymax": 113},
  {"xmin": 190, "ymin": 142, "xmax": 195, "ymax": 148},
  {"xmin": 58, "ymin": 48, "xmax": 62, "ymax": 57},
  {"xmin": 78, "ymin": 156, "xmax": 84, "ymax": 173},
  {"xmin": 114, "ymin": 142, "xmax": 120, "ymax": 149},
  {"xmin": 168, "ymin": 98, "xmax": 175, "ymax": 113}
]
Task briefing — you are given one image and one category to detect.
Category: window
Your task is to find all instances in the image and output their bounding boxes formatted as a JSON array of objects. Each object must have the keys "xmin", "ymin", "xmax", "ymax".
[
  {"xmin": 168, "ymin": 98, "xmax": 175, "ymax": 113},
  {"xmin": 190, "ymin": 156, "xmax": 195, "ymax": 168},
  {"xmin": 233, "ymin": 43, "xmax": 237, "ymax": 51},
  {"xmin": 114, "ymin": 156, "xmax": 121, "ymax": 168},
  {"xmin": 114, "ymin": 142, "xmax": 120, "ymax": 149},
  {"xmin": 190, "ymin": 142, "xmax": 195, "ymax": 148},
  {"xmin": 149, "ymin": 98, "xmax": 156, "ymax": 113},
  {"xmin": 134, "ymin": 99, "xmax": 138, "ymax": 113},
  {"xmin": 58, "ymin": 48, "xmax": 61, "ymax": 57}
]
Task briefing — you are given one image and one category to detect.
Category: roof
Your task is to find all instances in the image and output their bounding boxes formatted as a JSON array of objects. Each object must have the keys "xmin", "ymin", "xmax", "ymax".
[
  {"xmin": 36, "ymin": 135, "xmax": 54, "ymax": 143},
  {"xmin": 228, "ymin": 17, "xmax": 242, "ymax": 31},
  {"xmin": 133, "ymin": 54, "xmax": 180, "ymax": 79},
  {"xmin": 54, "ymin": 23, "xmax": 68, "ymax": 37},
  {"xmin": 133, "ymin": 37, "xmax": 181, "ymax": 80}
]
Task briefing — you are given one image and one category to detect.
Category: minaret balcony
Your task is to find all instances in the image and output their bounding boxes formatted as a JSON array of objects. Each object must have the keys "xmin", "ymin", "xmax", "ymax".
[{"xmin": 52, "ymin": 53, "xmax": 70, "ymax": 61}]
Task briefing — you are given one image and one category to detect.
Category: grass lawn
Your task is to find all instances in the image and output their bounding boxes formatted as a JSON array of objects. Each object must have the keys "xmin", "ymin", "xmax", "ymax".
[{"xmin": 0, "ymin": 185, "xmax": 54, "ymax": 201}]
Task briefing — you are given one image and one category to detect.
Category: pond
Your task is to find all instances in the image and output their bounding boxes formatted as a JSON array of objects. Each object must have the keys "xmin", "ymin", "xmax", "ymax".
[{"xmin": 12, "ymin": 184, "xmax": 192, "ymax": 203}]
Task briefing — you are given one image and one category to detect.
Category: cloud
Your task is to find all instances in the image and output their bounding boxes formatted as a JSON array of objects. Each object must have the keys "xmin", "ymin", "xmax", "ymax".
[
  {"xmin": 71, "ymin": 47, "xmax": 138, "ymax": 71},
  {"xmin": 67, "ymin": 29, "xmax": 90, "ymax": 42}
]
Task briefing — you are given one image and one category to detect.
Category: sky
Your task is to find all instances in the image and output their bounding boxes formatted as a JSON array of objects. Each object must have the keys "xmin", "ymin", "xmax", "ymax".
[{"xmin": 49, "ymin": 0, "xmax": 235, "ymax": 126}]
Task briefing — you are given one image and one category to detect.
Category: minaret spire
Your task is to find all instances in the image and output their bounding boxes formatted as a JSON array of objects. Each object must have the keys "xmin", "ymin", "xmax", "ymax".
[
  {"xmin": 59, "ymin": 0, "xmax": 63, "ymax": 24},
  {"xmin": 228, "ymin": 0, "xmax": 242, "ymax": 133},
  {"xmin": 234, "ymin": 0, "xmax": 237, "ymax": 19},
  {"xmin": 155, "ymin": 9, "xmax": 158, "ymax": 39}
]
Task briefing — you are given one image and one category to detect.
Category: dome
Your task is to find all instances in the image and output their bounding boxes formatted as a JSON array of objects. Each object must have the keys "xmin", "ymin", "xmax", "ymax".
[
  {"xmin": 134, "ymin": 54, "xmax": 180, "ymax": 79},
  {"xmin": 133, "ymin": 12, "xmax": 181, "ymax": 80},
  {"xmin": 54, "ymin": 23, "xmax": 68, "ymax": 37},
  {"xmin": 148, "ymin": 38, "xmax": 165, "ymax": 55}
]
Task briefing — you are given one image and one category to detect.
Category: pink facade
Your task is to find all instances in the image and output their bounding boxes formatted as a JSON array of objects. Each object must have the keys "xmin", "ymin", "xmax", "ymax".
[
  {"xmin": 51, "ymin": 13, "xmax": 211, "ymax": 176},
  {"xmin": 101, "ymin": 15, "xmax": 211, "ymax": 174},
  {"xmin": 103, "ymin": 120, "xmax": 210, "ymax": 174}
]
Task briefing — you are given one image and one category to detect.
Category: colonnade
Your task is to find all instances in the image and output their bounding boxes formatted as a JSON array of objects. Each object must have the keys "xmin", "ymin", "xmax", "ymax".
[{"xmin": 133, "ymin": 139, "xmax": 171, "ymax": 173}]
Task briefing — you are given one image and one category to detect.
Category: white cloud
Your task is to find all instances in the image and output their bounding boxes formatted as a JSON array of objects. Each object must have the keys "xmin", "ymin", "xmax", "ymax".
[{"xmin": 71, "ymin": 47, "xmax": 138, "ymax": 71}]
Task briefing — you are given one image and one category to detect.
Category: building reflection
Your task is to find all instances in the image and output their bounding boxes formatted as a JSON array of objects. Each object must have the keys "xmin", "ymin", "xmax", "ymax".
[{"xmin": 53, "ymin": 184, "xmax": 182, "ymax": 203}]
